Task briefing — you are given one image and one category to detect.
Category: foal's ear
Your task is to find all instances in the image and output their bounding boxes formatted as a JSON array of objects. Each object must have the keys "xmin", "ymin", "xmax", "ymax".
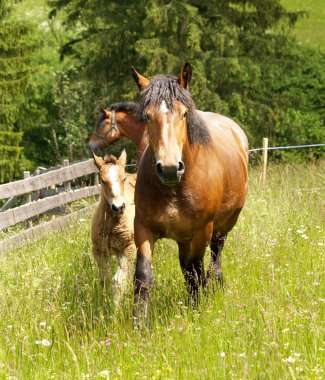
[
  {"xmin": 131, "ymin": 66, "xmax": 150, "ymax": 91},
  {"xmin": 92, "ymin": 151, "xmax": 104, "ymax": 169},
  {"xmin": 178, "ymin": 63, "xmax": 192, "ymax": 89},
  {"xmin": 118, "ymin": 149, "xmax": 127, "ymax": 168}
]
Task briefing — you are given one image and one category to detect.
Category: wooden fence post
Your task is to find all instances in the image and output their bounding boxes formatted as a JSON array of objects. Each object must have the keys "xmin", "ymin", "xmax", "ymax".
[
  {"xmin": 63, "ymin": 159, "xmax": 72, "ymax": 192},
  {"xmin": 262, "ymin": 137, "xmax": 268, "ymax": 184},
  {"xmin": 24, "ymin": 171, "xmax": 31, "ymax": 203},
  {"xmin": 24, "ymin": 171, "xmax": 32, "ymax": 227},
  {"xmin": 94, "ymin": 172, "xmax": 99, "ymax": 186}
]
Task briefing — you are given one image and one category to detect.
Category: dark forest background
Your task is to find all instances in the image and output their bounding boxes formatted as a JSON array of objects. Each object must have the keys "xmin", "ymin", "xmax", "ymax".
[{"xmin": 0, "ymin": 0, "xmax": 324, "ymax": 183}]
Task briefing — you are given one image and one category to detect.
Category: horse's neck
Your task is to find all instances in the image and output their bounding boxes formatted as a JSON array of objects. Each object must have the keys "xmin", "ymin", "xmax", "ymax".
[{"xmin": 117, "ymin": 113, "xmax": 148, "ymax": 161}]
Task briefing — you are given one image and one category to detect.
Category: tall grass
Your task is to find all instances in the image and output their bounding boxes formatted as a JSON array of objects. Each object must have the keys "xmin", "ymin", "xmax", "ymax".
[{"xmin": 0, "ymin": 162, "xmax": 324, "ymax": 379}]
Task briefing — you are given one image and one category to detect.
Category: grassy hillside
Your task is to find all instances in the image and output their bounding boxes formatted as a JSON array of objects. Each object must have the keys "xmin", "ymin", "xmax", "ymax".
[
  {"xmin": 16, "ymin": 0, "xmax": 325, "ymax": 50},
  {"xmin": 0, "ymin": 162, "xmax": 324, "ymax": 379},
  {"xmin": 282, "ymin": 0, "xmax": 325, "ymax": 48}
]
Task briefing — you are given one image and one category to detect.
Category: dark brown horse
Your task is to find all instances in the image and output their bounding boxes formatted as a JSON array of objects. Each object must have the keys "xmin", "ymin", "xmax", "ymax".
[
  {"xmin": 131, "ymin": 64, "xmax": 249, "ymax": 320},
  {"xmin": 88, "ymin": 102, "xmax": 148, "ymax": 163}
]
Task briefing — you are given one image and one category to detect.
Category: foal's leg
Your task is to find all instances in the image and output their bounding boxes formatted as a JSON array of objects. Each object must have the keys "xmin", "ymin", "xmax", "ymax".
[
  {"xmin": 93, "ymin": 248, "xmax": 110, "ymax": 288},
  {"xmin": 207, "ymin": 232, "xmax": 227, "ymax": 288},
  {"xmin": 133, "ymin": 217, "xmax": 156, "ymax": 326},
  {"xmin": 112, "ymin": 253, "xmax": 133, "ymax": 308}
]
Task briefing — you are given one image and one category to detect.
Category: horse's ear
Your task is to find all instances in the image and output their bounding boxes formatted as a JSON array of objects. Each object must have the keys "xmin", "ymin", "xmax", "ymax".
[
  {"xmin": 178, "ymin": 63, "xmax": 192, "ymax": 89},
  {"xmin": 92, "ymin": 151, "xmax": 104, "ymax": 169},
  {"xmin": 118, "ymin": 149, "xmax": 127, "ymax": 168},
  {"xmin": 101, "ymin": 109, "xmax": 109, "ymax": 118},
  {"xmin": 131, "ymin": 66, "xmax": 150, "ymax": 91}
]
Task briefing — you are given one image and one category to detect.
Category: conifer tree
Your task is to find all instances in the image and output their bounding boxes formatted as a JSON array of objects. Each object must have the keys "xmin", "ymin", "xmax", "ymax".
[
  {"xmin": 0, "ymin": 0, "xmax": 42, "ymax": 182},
  {"xmin": 49, "ymin": 0, "xmax": 324, "ymax": 158}
]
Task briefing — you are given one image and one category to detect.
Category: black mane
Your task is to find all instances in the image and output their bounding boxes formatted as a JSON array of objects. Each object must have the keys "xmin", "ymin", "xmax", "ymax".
[
  {"xmin": 137, "ymin": 76, "xmax": 211, "ymax": 145},
  {"xmin": 109, "ymin": 101, "xmax": 139, "ymax": 114}
]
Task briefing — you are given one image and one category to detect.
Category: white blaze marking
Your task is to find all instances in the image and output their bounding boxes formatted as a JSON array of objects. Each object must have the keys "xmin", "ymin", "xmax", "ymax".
[
  {"xmin": 107, "ymin": 166, "xmax": 124, "ymax": 207},
  {"xmin": 160, "ymin": 100, "xmax": 169, "ymax": 114}
]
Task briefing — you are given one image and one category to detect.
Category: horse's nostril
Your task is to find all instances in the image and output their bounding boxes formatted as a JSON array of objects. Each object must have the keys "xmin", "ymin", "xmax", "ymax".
[
  {"xmin": 155, "ymin": 161, "xmax": 164, "ymax": 176},
  {"xmin": 178, "ymin": 161, "xmax": 185, "ymax": 172}
]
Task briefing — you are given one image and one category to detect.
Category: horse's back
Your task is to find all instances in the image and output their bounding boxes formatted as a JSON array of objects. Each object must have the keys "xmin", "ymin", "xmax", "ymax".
[
  {"xmin": 197, "ymin": 110, "xmax": 249, "ymax": 160},
  {"xmin": 197, "ymin": 111, "xmax": 249, "ymax": 233}
]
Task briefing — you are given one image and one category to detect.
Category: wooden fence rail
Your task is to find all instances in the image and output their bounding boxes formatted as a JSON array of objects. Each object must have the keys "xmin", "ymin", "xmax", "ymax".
[
  {"xmin": 0, "ymin": 159, "xmax": 96, "ymax": 200},
  {"xmin": 0, "ymin": 186, "xmax": 100, "ymax": 230},
  {"xmin": 0, "ymin": 158, "xmax": 99, "ymax": 254}
]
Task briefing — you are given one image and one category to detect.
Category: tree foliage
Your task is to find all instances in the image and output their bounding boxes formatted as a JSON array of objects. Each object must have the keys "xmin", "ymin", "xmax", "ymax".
[
  {"xmin": 48, "ymin": 0, "xmax": 324, "ymax": 159},
  {"xmin": 1, "ymin": 0, "xmax": 324, "ymax": 183},
  {"xmin": 0, "ymin": 1, "xmax": 37, "ymax": 181}
]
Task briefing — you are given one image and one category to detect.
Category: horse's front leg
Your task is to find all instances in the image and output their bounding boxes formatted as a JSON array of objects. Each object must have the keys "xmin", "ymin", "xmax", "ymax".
[
  {"xmin": 133, "ymin": 217, "xmax": 156, "ymax": 326},
  {"xmin": 112, "ymin": 254, "xmax": 133, "ymax": 308},
  {"xmin": 92, "ymin": 245, "xmax": 110, "ymax": 288},
  {"xmin": 207, "ymin": 232, "xmax": 227, "ymax": 289},
  {"xmin": 178, "ymin": 223, "xmax": 212, "ymax": 303}
]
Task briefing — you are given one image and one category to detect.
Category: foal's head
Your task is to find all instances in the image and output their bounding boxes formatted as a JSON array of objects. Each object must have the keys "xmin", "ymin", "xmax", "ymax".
[
  {"xmin": 92, "ymin": 150, "xmax": 127, "ymax": 215},
  {"xmin": 132, "ymin": 63, "xmax": 211, "ymax": 186}
]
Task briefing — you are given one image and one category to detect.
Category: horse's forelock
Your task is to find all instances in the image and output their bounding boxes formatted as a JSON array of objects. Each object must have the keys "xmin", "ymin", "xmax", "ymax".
[
  {"xmin": 138, "ymin": 75, "xmax": 211, "ymax": 145},
  {"xmin": 103, "ymin": 154, "xmax": 118, "ymax": 164},
  {"xmin": 108, "ymin": 101, "xmax": 139, "ymax": 113}
]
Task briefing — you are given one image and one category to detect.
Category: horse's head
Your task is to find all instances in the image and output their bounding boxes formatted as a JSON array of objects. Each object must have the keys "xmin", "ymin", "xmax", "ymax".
[
  {"xmin": 88, "ymin": 109, "xmax": 120, "ymax": 153},
  {"xmin": 132, "ymin": 64, "xmax": 195, "ymax": 186},
  {"xmin": 92, "ymin": 150, "xmax": 127, "ymax": 215}
]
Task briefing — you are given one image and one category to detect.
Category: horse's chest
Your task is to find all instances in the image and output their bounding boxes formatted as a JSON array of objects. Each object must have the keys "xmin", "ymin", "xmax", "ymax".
[{"xmin": 149, "ymin": 197, "xmax": 205, "ymax": 239}]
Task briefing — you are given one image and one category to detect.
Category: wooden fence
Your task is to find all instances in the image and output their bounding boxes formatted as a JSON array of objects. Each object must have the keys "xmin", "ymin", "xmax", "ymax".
[{"xmin": 0, "ymin": 159, "xmax": 100, "ymax": 254}]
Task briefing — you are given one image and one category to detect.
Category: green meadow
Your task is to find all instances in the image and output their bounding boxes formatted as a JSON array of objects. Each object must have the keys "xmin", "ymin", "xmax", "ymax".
[
  {"xmin": 0, "ymin": 162, "xmax": 324, "ymax": 379},
  {"xmin": 281, "ymin": 0, "xmax": 325, "ymax": 48}
]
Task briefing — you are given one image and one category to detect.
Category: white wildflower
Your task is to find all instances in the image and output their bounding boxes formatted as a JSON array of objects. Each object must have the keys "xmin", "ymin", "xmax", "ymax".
[
  {"xmin": 35, "ymin": 339, "xmax": 51, "ymax": 347},
  {"xmin": 282, "ymin": 356, "xmax": 296, "ymax": 363},
  {"xmin": 99, "ymin": 370, "xmax": 110, "ymax": 377}
]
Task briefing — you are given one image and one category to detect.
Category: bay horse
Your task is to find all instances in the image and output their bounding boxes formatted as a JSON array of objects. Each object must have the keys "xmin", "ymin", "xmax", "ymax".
[
  {"xmin": 131, "ymin": 64, "xmax": 249, "ymax": 321},
  {"xmin": 91, "ymin": 150, "xmax": 136, "ymax": 307},
  {"xmin": 88, "ymin": 102, "xmax": 148, "ymax": 163}
]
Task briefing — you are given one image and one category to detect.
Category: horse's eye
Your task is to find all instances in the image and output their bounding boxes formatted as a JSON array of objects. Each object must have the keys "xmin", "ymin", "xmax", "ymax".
[
  {"xmin": 123, "ymin": 177, "xmax": 126, "ymax": 182},
  {"xmin": 145, "ymin": 112, "xmax": 151, "ymax": 122},
  {"xmin": 98, "ymin": 118, "xmax": 105, "ymax": 128}
]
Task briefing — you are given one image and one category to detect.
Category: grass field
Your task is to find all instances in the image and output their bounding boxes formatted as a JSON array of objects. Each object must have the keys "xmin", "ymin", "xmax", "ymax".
[
  {"xmin": 0, "ymin": 162, "xmax": 324, "ymax": 379},
  {"xmin": 281, "ymin": 0, "xmax": 325, "ymax": 48}
]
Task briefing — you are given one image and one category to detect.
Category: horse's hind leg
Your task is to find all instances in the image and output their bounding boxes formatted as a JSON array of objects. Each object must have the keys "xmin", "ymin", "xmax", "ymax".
[{"xmin": 207, "ymin": 232, "xmax": 227, "ymax": 289}]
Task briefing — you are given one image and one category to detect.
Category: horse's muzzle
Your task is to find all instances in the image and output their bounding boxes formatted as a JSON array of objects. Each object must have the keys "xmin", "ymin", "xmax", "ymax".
[
  {"xmin": 111, "ymin": 202, "xmax": 126, "ymax": 215},
  {"xmin": 88, "ymin": 140, "xmax": 101, "ymax": 153},
  {"xmin": 155, "ymin": 160, "xmax": 185, "ymax": 186}
]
